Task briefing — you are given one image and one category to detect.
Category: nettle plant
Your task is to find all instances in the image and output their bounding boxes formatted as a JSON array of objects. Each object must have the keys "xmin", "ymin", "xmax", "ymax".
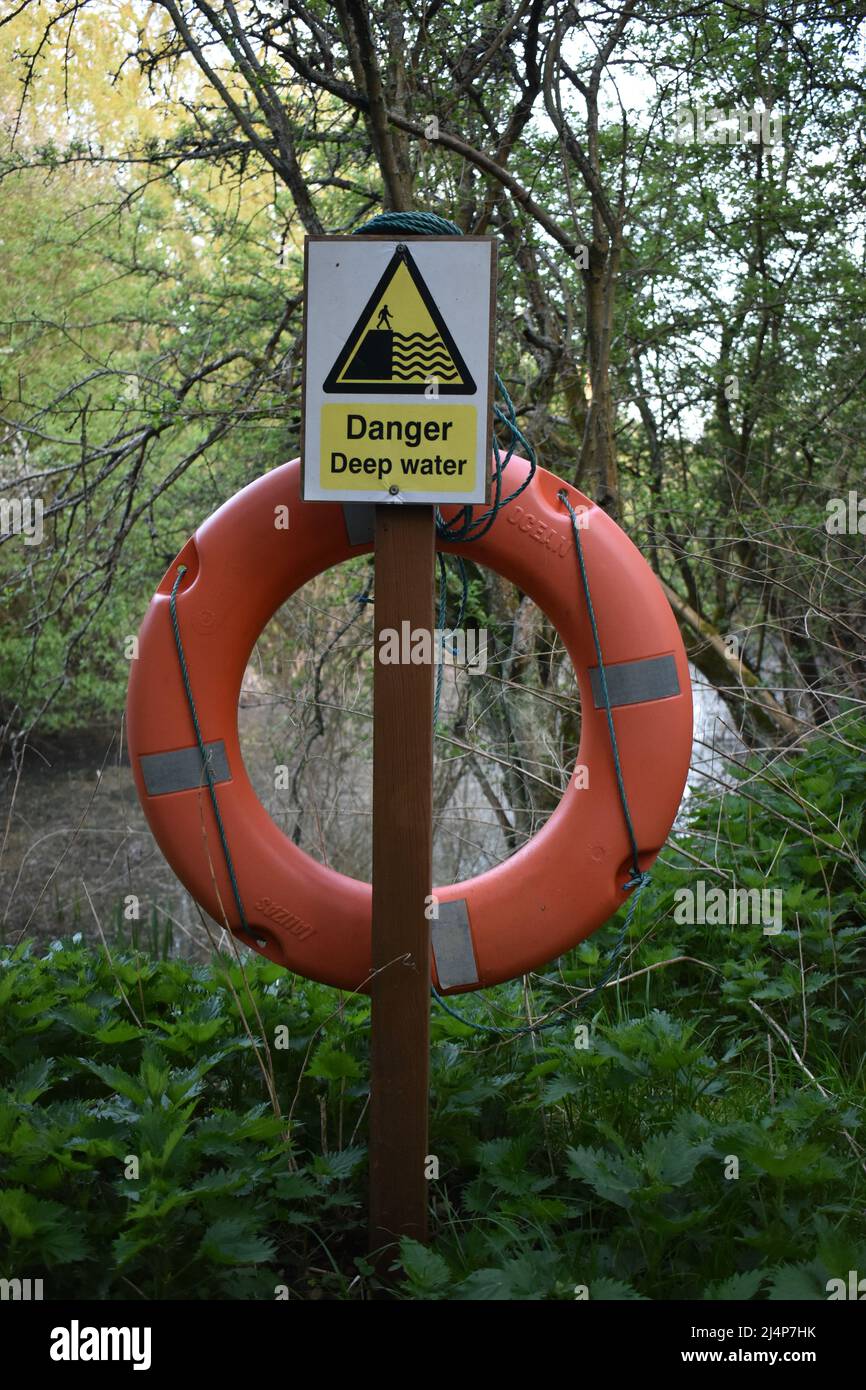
[{"xmin": 0, "ymin": 722, "xmax": 864, "ymax": 1299}]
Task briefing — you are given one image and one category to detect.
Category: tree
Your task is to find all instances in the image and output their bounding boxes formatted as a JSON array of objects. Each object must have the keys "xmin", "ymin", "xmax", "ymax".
[{"xmin": 2, "ymin": 0, "xmax": 864, "ymax": 778}]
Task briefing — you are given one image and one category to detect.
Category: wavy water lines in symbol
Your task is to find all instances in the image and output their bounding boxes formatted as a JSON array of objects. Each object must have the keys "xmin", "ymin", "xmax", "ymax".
[{"xmin": 391, "ymin": 331, "xmax": 459, "ymax": 381}]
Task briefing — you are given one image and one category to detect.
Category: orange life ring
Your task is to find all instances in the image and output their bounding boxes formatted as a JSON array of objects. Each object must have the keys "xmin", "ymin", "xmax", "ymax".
[{"xmin": 126, "ymin": 456, "xmax": 691, "ymax": 994}]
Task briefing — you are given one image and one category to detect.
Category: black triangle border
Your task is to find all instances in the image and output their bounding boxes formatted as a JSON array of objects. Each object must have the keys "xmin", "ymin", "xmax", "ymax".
[{"xmin": 322, "ymin": 245, "xmax": 476, "ymax": 395}]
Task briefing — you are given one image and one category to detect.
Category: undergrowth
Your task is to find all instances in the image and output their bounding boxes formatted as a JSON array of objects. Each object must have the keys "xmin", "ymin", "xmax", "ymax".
[{"xmin": 1, "ymin": 722, "xmax": 864, "ymax": 1299}]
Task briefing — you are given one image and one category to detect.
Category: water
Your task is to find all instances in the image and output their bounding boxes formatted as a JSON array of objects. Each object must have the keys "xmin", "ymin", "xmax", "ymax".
[{"xmin": 0, "ymin": 662, "xmax": 738, "ymax": 952}]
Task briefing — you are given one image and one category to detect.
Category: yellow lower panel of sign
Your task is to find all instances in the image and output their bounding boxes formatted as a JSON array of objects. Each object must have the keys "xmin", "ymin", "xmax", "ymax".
[{"xmin": 320, "ymin": 404, "xmax": 477, "ymax": 492}]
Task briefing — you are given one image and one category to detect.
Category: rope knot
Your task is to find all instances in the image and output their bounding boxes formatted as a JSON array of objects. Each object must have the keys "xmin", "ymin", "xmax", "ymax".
[{"xmin": 623, "ymin": 869, "xmax": 651, "ymax": 893}]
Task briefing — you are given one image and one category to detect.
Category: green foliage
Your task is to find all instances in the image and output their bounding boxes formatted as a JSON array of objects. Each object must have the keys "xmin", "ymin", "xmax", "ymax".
[
  {"xmin": 3, "ymin": 0, "xmax": 865, "ymax": 746},
  {"xmin": 0, "ymin": 938, "xmax": 369, "ymax": 1298},
  {"xmin": 0, "ymin": 723, "xmax": 864, "ymax": 1299}
]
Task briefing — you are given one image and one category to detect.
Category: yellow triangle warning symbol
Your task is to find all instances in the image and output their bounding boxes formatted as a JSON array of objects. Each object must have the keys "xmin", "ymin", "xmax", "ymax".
[{"xmin": 324, "ymin": 245, "xmax": 476, "ymax": 395}]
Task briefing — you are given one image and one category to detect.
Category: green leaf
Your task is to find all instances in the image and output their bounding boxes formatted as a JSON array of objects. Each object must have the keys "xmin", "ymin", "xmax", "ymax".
[
  {"xmin": 642, "ymin": 1130, "xmax": 708, "ymax": 1186},
  {"xmin": 200, "ymin": 1217, "xmax": 277, "ymax": 1265},
  {"xmin": 93, "ymin": 1021, "xmax": 143, "ymax": 1044},
  {"xmin": 139, "ymin": 1051, "xmax": 171, "ymax": 1100},
  {"xmin": 0, "ymin": 1189, "xmax": 89, "ymax": 1262},
  {"xmin": 746, "ymin": 1144, "xmax": 825, "ymax": 1178},
  {"xmin": 307, "ymin": 1048, "xmax": 361, "ymax": 1081},
  {"xmin": 0, "ymin": 1187, "xmax": 42, "ymax": 1239},
  {"xmin": 455, "ymin": 1267, "xmax": 514, "ymax": 1300},
  {"xmin": 312, "ymin": 1147, "xmax": 365, "ymax": 1182},
  {"xmin": 398, "ymin": 1238, "xmax": 451, "ymax": 1295},
  {"xmin": 49, "ymin": 1004, "xmax": 100, "ymax": 1035},
  {"xmin": 274, "ymin": 1171, "xmax": 319, "ymax": 1200},
  {"xmin": 590, "ymin": 1277, "xmax": 649, "ymax": 1300},
  {"xmin": 541, "ymin": 1076, "xmax": 581, "ymax": 1105},
  {"xmin": 78, "ymin": 1059, "xmax": 147, "ymax": 1105},
  {"xmin": 10, "ymin": 1057, "xmax": 55, "ymax": 1102},
  {"xmin": 703, "ymin": 1270, "xmax": 765, "ymax": 1300},
  {"xmin": 566, "ymin": 1146, "xmax": 639, "ymax": 1208},
  {"xmin": 114, "ymin": 1229, "xmax": 159, "ymax": 1267},
  {"xmin": 37, "ymin": 1222, "xmax": 91, "ymax": 1264},
  {"xmin": 768, "ymin": 1263, "xmax": 828, "ymax": 1301}
]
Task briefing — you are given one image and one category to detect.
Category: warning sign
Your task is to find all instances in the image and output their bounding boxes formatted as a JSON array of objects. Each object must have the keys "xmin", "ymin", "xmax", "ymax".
[
  {"xmin": 323, "ymin": 246, "xmax": 475, "ymax": 395},
  {"xmin": 302, "ymin": 235, "xmax": 496, "ymax": 505}
]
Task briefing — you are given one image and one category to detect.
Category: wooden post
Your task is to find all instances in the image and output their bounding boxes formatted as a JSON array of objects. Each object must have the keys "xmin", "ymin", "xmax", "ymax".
[{"xmin": 369, "ymin": 503, "xmax": 435, "ymax": 1264}]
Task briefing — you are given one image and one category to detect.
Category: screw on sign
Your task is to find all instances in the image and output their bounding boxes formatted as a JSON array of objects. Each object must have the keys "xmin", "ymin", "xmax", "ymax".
[{"xmin": 125, "ymin": 218, "xmax": 692, "ymax": 1273}]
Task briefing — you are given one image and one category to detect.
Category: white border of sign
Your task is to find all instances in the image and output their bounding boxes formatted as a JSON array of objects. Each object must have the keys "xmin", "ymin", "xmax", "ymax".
[{"xmin": 301, "ymin": 235, "xmax": 496, "ymax": 505}]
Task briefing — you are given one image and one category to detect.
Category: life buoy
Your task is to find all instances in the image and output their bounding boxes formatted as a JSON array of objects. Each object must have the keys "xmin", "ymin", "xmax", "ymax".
[{"xmin": 126, "ymin": 456, "xmax": 691, "ymax": 994}]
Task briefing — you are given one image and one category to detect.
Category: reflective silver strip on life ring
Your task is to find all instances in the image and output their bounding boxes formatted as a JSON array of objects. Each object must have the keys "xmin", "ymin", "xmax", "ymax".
[
  {"xmin": 140, "ymin": 740, "xmax": 231, "ymax": 796},
  {"xmin": 589, "ymin": 654, "xmax": 680, "ymax": 709},
  {"xmin": 432, "ymin": 898, "xmax": 479, "ymax": 990},
  {"xmin": 342, "ymin": 503, "xmax": 375, "ymax": 546}
]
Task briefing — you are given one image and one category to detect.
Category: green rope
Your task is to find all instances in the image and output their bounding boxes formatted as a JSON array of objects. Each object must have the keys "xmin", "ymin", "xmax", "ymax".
[
  {"xmin": 434, "ymin": 553, "xmax": 448, "ymax": 726},
  {"xmin": 431, "ymin": 875, "xmax": 651, "ymax": 1038},
  {"xmin": 168, "ymin": 566, "xmax": 250, "ymax": 936},
  {"xmin": 430, "ymin": 492, "xmax": 656, "ymax": 1040},
  {"xmin": 434, "ymin": 552, "xmax": 468, "ymax": 727},
  {"xmin": 558, "ymin": 491, "xmax": 647, "ymax": 891},
  {"xmin": 431, "ymin": 491, "xmax": 656, "ymax": 1039},
  {"xmin": 357, "ymin": 210, "xmax": 463, "ymax": 237},
  {"xmin": 161, "ymin": 209, "xmax": 649, "ymax": 1031},
  {"xmin": 435, "ymin": 376, "xmax": 537, "ymax": 544},
  {"xmin": 355, "ymin": 210, "xmax": 535, "ymax": 721},
  {"xmin": 355, "ymin": 211, "xmax": 650, "ymax": 1037},
  {"xmin": 357, "ymin": 210, "xmax": 537, "ymax": 542}
]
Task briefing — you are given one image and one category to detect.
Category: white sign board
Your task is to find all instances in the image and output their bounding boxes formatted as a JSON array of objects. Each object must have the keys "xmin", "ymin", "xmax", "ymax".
[{"xmin": 301, "ymin": 235, "xmax": 496, "ymax": 504}]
